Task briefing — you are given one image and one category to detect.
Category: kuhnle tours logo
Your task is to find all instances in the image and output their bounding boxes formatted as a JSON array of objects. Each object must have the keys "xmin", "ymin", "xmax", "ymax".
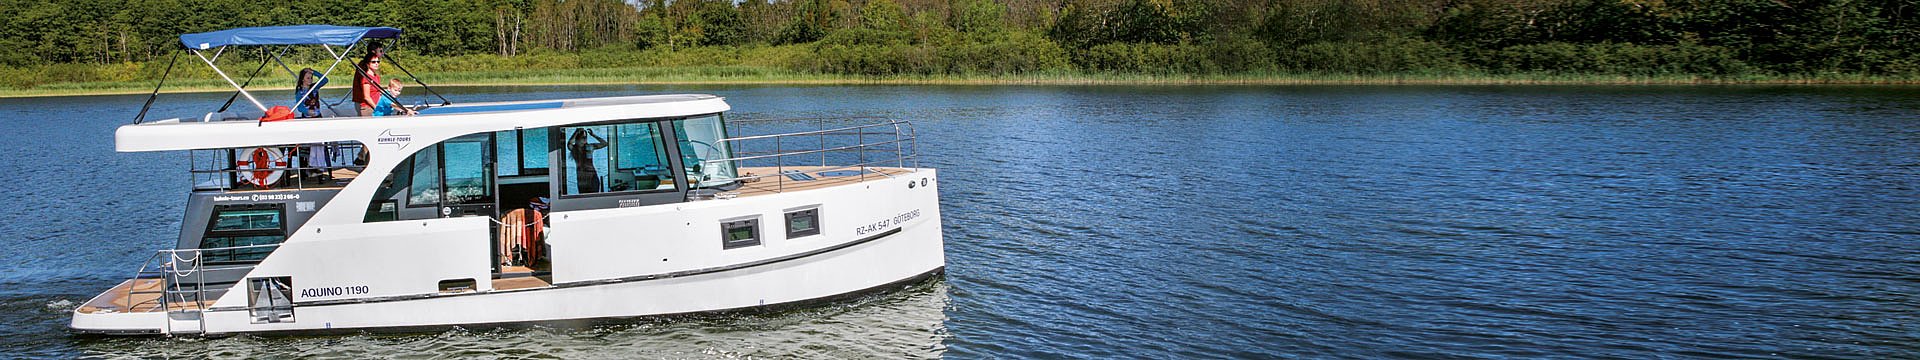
[{"xmin": 377, "ymin": 129, "xmax": 413, "ymax": 150}]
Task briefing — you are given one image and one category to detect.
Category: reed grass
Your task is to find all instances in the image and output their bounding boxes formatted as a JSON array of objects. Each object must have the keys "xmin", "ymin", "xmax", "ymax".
[{"xmin": 6, "ymin": 65, "xmax": 1920, "ymax": 98}]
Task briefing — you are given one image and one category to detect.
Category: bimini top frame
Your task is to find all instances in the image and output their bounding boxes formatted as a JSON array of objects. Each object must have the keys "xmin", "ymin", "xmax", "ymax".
[{"xmin": 134, "ymin": 25, "xmax": 450, "ymax": 125}]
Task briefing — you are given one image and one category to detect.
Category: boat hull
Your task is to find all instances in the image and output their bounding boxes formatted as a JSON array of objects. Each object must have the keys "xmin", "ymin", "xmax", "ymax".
[
  {"xmin": 73, "ymin": 218, "xmax": 943, "ymax": 335},
  {"xmin": 74, "ymin": 169, "xmax": 946, "ymax": 336}
]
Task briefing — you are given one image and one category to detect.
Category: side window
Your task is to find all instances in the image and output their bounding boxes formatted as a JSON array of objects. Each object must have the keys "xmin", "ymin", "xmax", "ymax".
[
  {"xmin": 786, "ymin": 207, "xmax": 821, "ymax": 239},
  {"xmin": 521, "ymin": 128, "xmax": 549, "ymax": 174},
  {"xmin": 721, "ymin": 217, "xmax": 761, "ymax": 249},
  {"xmin": 363, "ymin": 160, "xmax": 408, "ymax": 222},
  {"xmin": 562, "ymin": 125, "xmax": 610, "ymax": 195},
  {"xmin": 408, "ymin": 145, "xmax": 441, "ymax": 207},
  {"xmin": 497, "ymin": 128, "xmax": 552, "ymax": 177},
  {"xmin": 562, "ymin": 122, "xmax": 672, "ymax": 195},
  {"xmin": 202, "ymin": 204, "xmax": 287, "ymax": 264},
  {"xmin": 441, "ymin": 134, "xmax": 492, "ymax": 205},
  {"xmin": 495, "ymin": 130, "xmax": 519, "ymax": 177}
]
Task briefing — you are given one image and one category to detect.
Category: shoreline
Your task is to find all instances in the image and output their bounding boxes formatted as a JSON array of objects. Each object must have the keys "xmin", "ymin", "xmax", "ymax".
[{"xmin": 7, "ymin": 72, "xmax": 1920, "ymax": 98}]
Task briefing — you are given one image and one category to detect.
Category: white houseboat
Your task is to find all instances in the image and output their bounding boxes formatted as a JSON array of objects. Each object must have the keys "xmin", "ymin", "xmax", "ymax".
[{"xmin": 71, "ymin": 25, "xmax": 944, "ymax": 335}]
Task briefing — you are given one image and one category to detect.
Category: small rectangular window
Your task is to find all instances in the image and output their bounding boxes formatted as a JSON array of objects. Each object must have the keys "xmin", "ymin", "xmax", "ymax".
[
  {"xmin": 211, "ymin": 209, "xmax": 282, "ymax": 231},
  {"xmin": 721, "ymin": 217, "xmax": 760, "ymax": 249},
  {"xmin": 786, "ymin": 208, "xmax": 821, "ymax": 239},
  {"xmin": 203, "ymin": 204, "xmax": 286, "ymax": 264}
]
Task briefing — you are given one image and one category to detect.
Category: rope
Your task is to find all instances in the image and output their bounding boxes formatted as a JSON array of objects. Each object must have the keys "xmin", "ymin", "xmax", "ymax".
[
  {"xmin": 482, "ymin": 211, "xmax": 549, "ymax": 228},
  {"xmin": 166, "ymin": 252, "xmax": 201, "ymax": 277}
]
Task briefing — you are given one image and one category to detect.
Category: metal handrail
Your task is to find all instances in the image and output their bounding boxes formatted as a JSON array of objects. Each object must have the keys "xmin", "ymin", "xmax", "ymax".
[
  {"xmin": 124, "ymin": 243, "xmax": 282, "ymax": 322},
  {"xmin": 696, "ymin": 117, "xmax": 918, "ymax": 194},
  {"xmin": 188, "ymin": 143, "xmax": 365, "ymax": 191}
]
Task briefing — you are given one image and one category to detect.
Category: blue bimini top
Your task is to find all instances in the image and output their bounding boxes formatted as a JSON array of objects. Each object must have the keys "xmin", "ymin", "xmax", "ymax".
[{"xmin": 179, "ymin": 25, "xmax": 402, "ymax": 50}]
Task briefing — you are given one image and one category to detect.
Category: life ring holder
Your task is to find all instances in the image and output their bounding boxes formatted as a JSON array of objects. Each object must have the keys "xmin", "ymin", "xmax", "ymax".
[{"xmin": 233, "ymin": 147, "xmax": 289, "ymax": 189}]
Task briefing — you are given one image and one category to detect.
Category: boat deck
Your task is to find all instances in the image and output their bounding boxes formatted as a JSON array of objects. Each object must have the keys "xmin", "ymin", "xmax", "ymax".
[
  {"xmin": 731, "ymin": 166, "xmax": 916, "ymax": 198},
  {"xmin": 76, "ymin": 279, "xmax": 207, "ymax": 314}
]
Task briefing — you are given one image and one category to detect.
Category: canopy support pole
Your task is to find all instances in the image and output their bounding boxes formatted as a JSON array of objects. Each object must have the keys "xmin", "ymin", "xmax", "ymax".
[
  {"xmin": 219, "ymin": 46, "xmax": 291, "ymax": 113},
  {"xmin": 381, "ymin": 53, "xmax": 451, "ymax": 106},
  {"xmin": 316, "ymin": 44, "xmax": 358, "ymax": 108},
  {"xmin": 193, "ymin": 49, "xmax": 268, "ymax": 115},
  {"xmin": 132, "ymin": 52, "xmax": 180, "ymax": 124}
]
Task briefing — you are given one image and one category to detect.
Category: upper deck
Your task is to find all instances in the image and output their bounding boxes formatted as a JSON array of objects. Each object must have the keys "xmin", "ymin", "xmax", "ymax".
[{"xmin": 119, "ymin": 94, "xmax": 729, "ymax": 153}]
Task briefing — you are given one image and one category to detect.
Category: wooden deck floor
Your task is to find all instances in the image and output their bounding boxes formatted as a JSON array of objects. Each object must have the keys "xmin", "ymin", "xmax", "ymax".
[
  {"xmin": 76, "ymin": 279, "xmax": 207, "ymax": 314},
  {"xmin": 492, "ymin": 276, "xmax": 552, "ymax": 291},
  {"xmin": 731, "ymin": 166, "xmax": 915, "ymax": 198}
]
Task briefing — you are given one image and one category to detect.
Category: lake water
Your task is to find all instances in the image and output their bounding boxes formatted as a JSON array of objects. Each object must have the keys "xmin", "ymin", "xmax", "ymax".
[{"xmin": 3, "ymin": 85, "xmax": 1918, "ymax": 358}]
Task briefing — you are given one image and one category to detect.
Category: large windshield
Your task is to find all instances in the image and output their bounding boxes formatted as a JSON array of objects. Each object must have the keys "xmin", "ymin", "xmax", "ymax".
[{"xmin": 674, "ymin": 115, "xmax": 737, "ymax": 188}]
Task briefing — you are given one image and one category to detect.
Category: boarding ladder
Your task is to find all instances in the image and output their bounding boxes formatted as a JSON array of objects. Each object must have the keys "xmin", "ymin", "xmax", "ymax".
[{"xmin": 125, "ymin": 243, "xmax": 279, "ymax": 335}]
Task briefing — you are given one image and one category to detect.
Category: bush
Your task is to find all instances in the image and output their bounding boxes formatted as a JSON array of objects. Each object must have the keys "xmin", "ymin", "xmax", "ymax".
[
  {"xmin": 1074, "ymin": 38, "xmax": 1272, "ymax": 75},
  {"xmin": 799, "ymin": 29, "xmax": 1067, "ymax": 76},
  {"xmin": 1278, "ymin": 37, "xmax": 1463, "ymax": 73},
  {"xmin": 1480, "ymin": 42, "xmax": 1751, "ymax": 76}
]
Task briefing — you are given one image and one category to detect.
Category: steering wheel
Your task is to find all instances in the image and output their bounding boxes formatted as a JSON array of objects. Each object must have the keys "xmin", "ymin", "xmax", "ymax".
[{"xmin": 682, "ymin": 139, "xmax": 732, "ymax": 181}]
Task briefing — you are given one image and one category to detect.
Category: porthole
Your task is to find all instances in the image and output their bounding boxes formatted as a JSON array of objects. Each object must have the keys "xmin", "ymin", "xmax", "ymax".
[
  {"xmin": 720, "ymin": 217, "xmax": 761, "ymax": 249},
  {"xmin": 786, "ymin": 207, "xmax": 821, "ymax": 239}
]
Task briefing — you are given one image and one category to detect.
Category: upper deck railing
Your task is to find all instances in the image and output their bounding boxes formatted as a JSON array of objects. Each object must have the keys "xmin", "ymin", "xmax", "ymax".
[
  {"xmin": 702, "ymin": 116, "xmax": 919, "ymax": 194},
  {"xmin": 187, "ymin": 142, "xmax": 366, "ymax": 192}
]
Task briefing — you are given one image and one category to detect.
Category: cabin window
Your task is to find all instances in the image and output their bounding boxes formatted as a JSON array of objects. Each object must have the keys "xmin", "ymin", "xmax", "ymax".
[
  {"xmin": 495, "ymin": 131, "xmax": 519, "ymax": 177},
  {"xmin": 673, "ymin": 115, "xmax": 738, "ymax": 188},
  {"xmin": 441, "ymin": 134, "xmax": 493, "ymax": 205},
  {"xmin": 562, "ymin": 122, "xmax": 673, "ymax": 195},
  {"xmin": 407, "ymin": 145, "xmax": 441, "ymax": 207},
  {"xmin": 496, "ymin": 128, "xmax": 552, "ymax": 177},
  {"xmin": 721, "ymin": 217, "xmax": 761, "ymax": 249},
  {"xmin": 364, "ymin": 158, "xmax": 410, "ymax": 222},
  {"xmin": 521, "ymin": 128, "xmax": 550, "ymax": 173},
  {"xmin": 786, "ymin": 207, "xmax": 821, "ymax": 239},
  {"xmin": 201, "ymin": 204, "xmax": 287, "ymax": 264}
]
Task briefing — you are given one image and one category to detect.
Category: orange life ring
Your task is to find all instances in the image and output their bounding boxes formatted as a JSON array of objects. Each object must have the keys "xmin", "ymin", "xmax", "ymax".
[{"xmin": 233, "ymin": 147, "xmax": 288, "ymax": 189}]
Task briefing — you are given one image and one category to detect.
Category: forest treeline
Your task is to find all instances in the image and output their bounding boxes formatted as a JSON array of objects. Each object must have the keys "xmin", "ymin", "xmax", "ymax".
[{"xmin": 2, "ymin": 0, "xmax": 1918, "ymax": 87}]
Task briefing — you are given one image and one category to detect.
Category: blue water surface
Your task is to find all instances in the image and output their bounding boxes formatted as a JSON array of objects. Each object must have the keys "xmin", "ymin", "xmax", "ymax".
[{"xmin": 1, "ymin": 85, "xmax": 1917, "ymax": 358}]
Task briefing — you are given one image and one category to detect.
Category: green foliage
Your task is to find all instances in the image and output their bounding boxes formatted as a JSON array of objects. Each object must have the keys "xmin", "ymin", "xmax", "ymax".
[
  {"xmin": 1, "ymin": 0, "xmax": 1918, "ymax": 89},
  {"xmin": 1279, "ymin": 37, "xmax": 1462, "ymax": 74},
  {"xmin": 1477, "ymin": 42, "xmax": 1751, "ymax": 76},
  {"xmin": 861, "ymin": 0, "xmax": 909, "ymax": 32},
  {"xmin": 949, "ymin": 0, "xmax": 1007, "ymax": 34}
]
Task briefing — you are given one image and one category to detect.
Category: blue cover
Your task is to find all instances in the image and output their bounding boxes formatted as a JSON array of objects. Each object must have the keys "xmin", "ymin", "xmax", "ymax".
[
  {"xmin": 179, "ymin": 25, "xmax": 401, "ymax": 49},
  {"xmin": 415, "ymin": 102, "xmax": 565, "ymax": 115}
]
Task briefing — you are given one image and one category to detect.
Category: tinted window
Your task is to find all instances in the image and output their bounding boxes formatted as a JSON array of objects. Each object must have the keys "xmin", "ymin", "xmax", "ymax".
[
  {"xmin": 408, "ymin": 146, "xmax": 441, "ymax": 206},
  {"xmin": 563, "ymin": 123, "xmax": 673, "ymax": 195},
  {"xmin": 495, "ymin": 131, "xmax": 519, "ymax": 177},
  {"xmin": 722, "ymin": 218, "xmax": 761, "ymax": 249},
  {"xmin": 202, "ymin": 205, "xmax": 286, "ymax": 264},
  {"xmin": 212, "ymin": 209, "xmax": 282, "ymax": 231},
  {"xmin": 442, "ymin": 135, "xmax": 491, "ymax": 205},
  {"xmin": 521, "ymin": 127, "xmax": 549, "ymax": 172},
  {"xmin": 786, "ymin": 208, "xmax": 820, "ymax": 238}
]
